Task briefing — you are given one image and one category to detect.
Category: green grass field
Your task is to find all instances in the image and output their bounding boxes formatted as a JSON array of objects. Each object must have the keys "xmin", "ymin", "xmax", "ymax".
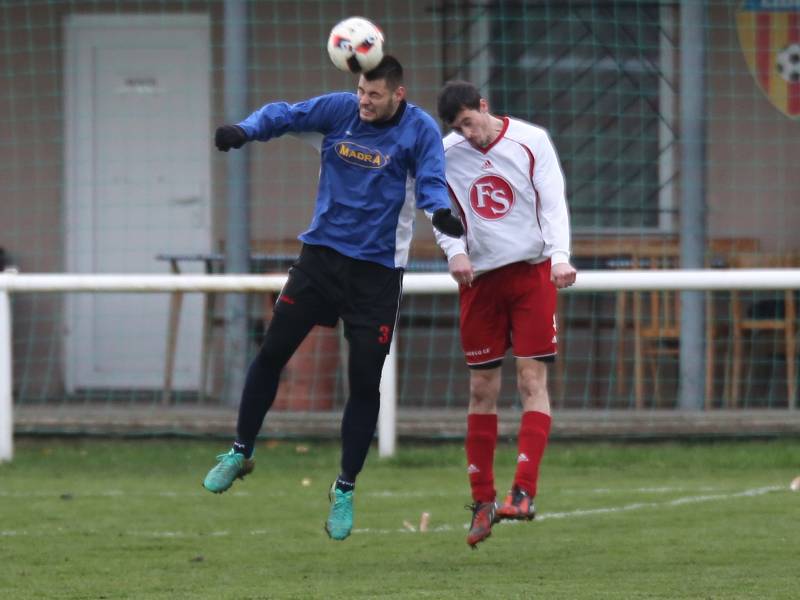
[{"xmin": 1, "ymin": 437, "xmax": 798, "ymax": 599}]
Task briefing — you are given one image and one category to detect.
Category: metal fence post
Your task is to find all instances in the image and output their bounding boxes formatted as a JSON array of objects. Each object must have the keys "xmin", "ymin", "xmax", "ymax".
[{"xmin": 378, "ymin": 338, "xmax": 397, "ymax": 457}]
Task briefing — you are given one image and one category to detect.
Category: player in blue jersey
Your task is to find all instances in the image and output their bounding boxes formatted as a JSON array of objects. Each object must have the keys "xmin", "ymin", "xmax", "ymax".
[{"xmin": 202, "ymin": 56, "xmax": 464, "ymax": 541}]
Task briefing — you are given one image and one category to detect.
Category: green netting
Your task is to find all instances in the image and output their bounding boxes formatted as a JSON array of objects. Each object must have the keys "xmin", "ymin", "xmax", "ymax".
[{"xmin": 2, "ymin": 1, "xmax": 799, "ymax": 429}]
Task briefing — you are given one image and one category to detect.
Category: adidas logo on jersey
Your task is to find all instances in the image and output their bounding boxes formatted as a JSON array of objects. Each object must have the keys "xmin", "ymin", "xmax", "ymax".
[
  {"xmin": 467, "ymin": 463, "xmax": 480, "ymax": 474},
  {"xmin": 517, "ymin": 453, "xmax": 530, "ymax": 463},
  {"xmin": 481, "ymin": 159, "xmax": 494, "ymax": 170}
]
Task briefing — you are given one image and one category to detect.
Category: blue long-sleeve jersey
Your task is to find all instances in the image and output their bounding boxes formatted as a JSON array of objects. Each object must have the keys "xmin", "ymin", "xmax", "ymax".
[{"xmin": 237, "ymin": 92, "xmax": 451, "ymax": 269}]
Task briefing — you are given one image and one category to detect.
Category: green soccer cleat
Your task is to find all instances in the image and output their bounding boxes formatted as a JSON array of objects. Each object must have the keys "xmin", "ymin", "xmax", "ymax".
[
  {"xmin": 202, "ymin": 450, "xmax": 254, "ymax": 494},
  {"xmin": 325, "ymin": 486, "xmax": 354, "ymax": 541}
]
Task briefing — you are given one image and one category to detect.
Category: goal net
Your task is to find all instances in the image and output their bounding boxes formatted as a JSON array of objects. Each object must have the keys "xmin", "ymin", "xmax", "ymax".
[{"xmin": 2, "ymin": 1, "xmax": 799, "ymax": 450}]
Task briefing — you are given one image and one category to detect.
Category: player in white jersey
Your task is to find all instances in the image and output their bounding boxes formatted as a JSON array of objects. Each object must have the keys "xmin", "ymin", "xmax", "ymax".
[{"xmin": 434, "ymin": 81, "xmax": 577, "ymax": 547}]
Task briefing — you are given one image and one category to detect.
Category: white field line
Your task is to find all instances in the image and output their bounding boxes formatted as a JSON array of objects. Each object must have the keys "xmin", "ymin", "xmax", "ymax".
[
  {"xmin": 354, "ymin": 485, "xmax": 785, "ymax": 534},
  {"xmin": 0, "ymin": 485, "xmax": 786, "ymax": 538},
  {"xmin": 582, "ymin": 486, "xmax": 721, "ymax": 494},
  {"xmin": 534, "ymin": 485, "xmax": 782, "ymax": 523}
]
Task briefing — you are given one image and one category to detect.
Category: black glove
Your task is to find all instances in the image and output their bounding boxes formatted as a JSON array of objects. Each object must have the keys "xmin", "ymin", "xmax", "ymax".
[
  {"xmin": 432, "ymin": 208, "xmax": 465, "ymax": 238},
  {"xmin": 214, "ymin": 125, "xmax": 247, "ymax": 152}
]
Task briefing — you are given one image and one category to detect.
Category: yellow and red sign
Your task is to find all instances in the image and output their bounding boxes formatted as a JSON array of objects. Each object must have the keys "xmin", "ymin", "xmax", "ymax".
[{"xmin": 737, "ymin": 1, "xmax": 800, "ymax": 118}]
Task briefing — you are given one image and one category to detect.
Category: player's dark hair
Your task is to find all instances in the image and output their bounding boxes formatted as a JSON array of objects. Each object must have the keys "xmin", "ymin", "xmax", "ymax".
[
  {"xmin": 364, "ymin": 55, "xmax": 404, "ymax": 90},
  {"xmin": 437, "ymin": 80, "xmax": 482, "ymax": 125}
]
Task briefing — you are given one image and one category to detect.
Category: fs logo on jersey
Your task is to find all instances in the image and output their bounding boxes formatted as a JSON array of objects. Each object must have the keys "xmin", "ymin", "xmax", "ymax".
[
  {"xmin": 336, "ymin": 141, "xmax": 389, "ymax": 168},
  {"xmin": 468, "ymin": 174, "xmax": 515, "ymax": 220}
]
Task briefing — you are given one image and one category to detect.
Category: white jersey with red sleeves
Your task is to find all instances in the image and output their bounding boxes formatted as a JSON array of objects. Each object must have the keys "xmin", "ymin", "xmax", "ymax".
[{"xmin": 434, "ymin": 116, "xmax": 571, "ymax": 276}]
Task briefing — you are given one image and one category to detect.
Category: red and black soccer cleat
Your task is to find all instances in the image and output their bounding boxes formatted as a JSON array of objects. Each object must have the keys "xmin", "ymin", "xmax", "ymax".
[
  {"xmin": 466, "ymin": 501, "xmax": 496, "ymax": 548},
  {"xmin": 496, "ymin": 486, "xmax": 536, "ymax": 521}
]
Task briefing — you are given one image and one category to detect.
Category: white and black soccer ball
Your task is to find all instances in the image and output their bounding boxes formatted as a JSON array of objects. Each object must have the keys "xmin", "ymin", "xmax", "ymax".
[
  {"xmin": 776, "ymin": 43, "xmax": 800, "ymax": 84},
  {"xmin": 327, "ymin": 17, "xmax": 384, "ymax": 73}
]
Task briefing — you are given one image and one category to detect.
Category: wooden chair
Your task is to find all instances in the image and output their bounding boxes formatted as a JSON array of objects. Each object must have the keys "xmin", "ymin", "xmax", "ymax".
[
  {"xmin": 626, "ymin": 238, "xmax": 758, "ymax": 409},
  {"xmin": 561, "ymin": 237, "xmax": 660, "ymax": 406},
  {"xmin": 728, "ymin": 252, "xmax": 798, "ymax": 408},
  {"xmin": 704, "ymin": 238, "xmax": 761, "ymax": 408},
  {"xmin": 557, "ymin": 236, "xmax": 763, "ymax": 409},
  {"xmin": 629, "ymin": 244, "xmax": 683, "ymax": 408},
  {"xmin": 160, "ymin": 239, "xmax": 302, "ymax": 404},
  {"xmin": 561, "ymin": 236, "xmax": 694, "ymax": 407}
]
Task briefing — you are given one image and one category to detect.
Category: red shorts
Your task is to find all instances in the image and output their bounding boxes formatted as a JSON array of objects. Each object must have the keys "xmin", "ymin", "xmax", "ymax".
[{"xmin": 459, "ymin": 260, "xmax": 557, "ymax": 366}]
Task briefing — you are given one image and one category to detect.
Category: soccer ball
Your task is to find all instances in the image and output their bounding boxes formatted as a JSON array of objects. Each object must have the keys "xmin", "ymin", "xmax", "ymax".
[
  {"xmin": 327, "ymin": 17, "xmax": 384, "ymax": 73},
  {"xmin": 776, "ymin": 43, "xmax": 800, "ymax": 84}
]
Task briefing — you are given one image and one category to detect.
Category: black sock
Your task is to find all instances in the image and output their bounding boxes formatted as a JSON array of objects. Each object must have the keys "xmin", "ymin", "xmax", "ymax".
[
  {"xmin": 235, "ymin": 312, "xmax": 315, "ymax": 450},
  {"xmin": 338, "ymin": 340, "xmax": 384, "ymax": 489},
  {"xmin": 232, "ymin": 440, "xmax": 253, "ymax": 459},
  {"xmin": 335, "ymin": 475, "xmax": 355, "ymax": 493}
]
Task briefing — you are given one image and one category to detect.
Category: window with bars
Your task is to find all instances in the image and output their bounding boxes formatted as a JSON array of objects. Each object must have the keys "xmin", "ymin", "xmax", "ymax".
[{"xmin": 487, "ymin": 2, "xmax": 676, "ymax": 231}]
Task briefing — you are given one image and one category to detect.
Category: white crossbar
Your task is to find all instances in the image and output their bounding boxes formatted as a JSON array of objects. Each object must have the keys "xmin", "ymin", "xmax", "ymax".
[{"xmin": 2, "ymin": 269, "xmax": 800, "ymax": 294}]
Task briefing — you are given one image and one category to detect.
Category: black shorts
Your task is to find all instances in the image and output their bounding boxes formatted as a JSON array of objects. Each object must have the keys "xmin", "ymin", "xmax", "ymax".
[{"xmin": 273, "ymin": 244, "xmax": 403, "ymax": 353}]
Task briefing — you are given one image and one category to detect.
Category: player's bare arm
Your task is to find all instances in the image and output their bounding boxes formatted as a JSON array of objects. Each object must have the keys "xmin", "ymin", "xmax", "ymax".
[
  {"xmin": 448, "ymin": 253, "xmax": 474, "ymax": 286},
  {"xmin": 551, "ymin": 261, "xmax": 577, "ymax": 289}
]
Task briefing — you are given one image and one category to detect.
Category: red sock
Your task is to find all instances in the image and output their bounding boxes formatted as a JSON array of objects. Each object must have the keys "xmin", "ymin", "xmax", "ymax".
[
  {"xmin": 466, "ymin": 413, "xmax": 497, "ymax": 503},
  {"xmin": 514, "ymin": 411, "xmax": 551, "ymax": 497}
]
